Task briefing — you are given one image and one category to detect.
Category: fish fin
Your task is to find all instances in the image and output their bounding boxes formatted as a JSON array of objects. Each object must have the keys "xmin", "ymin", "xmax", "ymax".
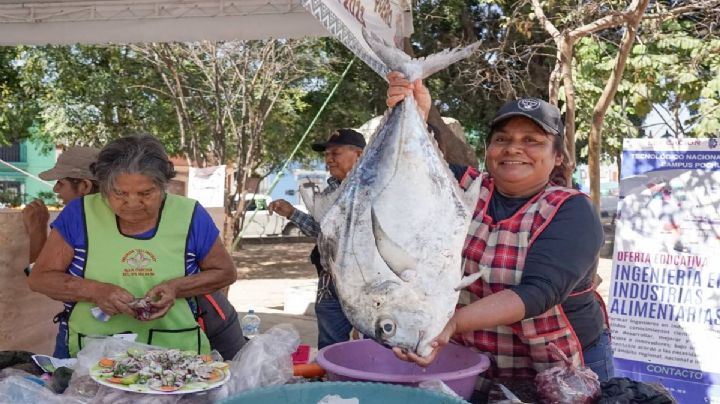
[
  {"xmin": 297, "ymin": 181, "xmax": 321, "ymax": 216},
  {"xmin": 400, "ymin": 270, "xmax": 417, "ymax": 282},
  {"xmin": 311, "ymin": 186, "xmax": 342, "ymax": 223},
  {"xmin": 371, "ymin": 208, "xmax": 417, "ymax": 280},
  {"xmin": 454, "ymin": 266, "xmax": 491, "ymax": 291},
  {"xmin": 362, "ymin": 28, "xmax": 481, "ymax": 82}
]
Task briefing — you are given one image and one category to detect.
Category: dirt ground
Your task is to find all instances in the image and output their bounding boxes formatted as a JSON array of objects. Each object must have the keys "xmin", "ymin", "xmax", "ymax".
[
  {"xmin": 227, "ymin": 242, "xmax": 320, "ymax": 347},
  {"xmin": 232, "ymin": 241, "xmax": 317, "ymax": 280}
]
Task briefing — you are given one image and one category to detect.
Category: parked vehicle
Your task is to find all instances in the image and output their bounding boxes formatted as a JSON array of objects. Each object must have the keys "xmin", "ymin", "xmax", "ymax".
[{"xmin": 239, "ymin": 193, "xmax": 306, "ymax": 238}]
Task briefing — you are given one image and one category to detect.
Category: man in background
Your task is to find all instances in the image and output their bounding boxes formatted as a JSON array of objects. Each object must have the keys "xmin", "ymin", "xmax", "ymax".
[{"xmin": 269, "ymin": 128, "xmax": 365, "ymax": 349}]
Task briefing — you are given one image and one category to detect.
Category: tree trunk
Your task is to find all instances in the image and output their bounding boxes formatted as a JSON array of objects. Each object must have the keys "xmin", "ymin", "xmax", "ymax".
[
  {"xmin": 589, "ymin": 0, "xmax": 649, "ymax": 211},
  {"xmin": 560, "ymin": 39, "xmax": 577, "ymax": 185}
]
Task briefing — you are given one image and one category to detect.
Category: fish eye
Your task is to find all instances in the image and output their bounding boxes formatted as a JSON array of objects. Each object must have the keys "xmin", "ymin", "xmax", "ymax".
[{"xmin": 379, "ymin": 319, "xmax": 396, "ymax": 336}]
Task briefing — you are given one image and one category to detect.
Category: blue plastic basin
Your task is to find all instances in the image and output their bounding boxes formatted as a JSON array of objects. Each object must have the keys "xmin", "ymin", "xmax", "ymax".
[{"xmin": 220, "ymin": 381, "xmax": 469, "ymax": 403}]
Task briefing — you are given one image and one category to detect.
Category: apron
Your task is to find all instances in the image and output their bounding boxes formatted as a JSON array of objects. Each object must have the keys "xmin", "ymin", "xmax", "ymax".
[
  {"xmin": 456, "ymin": 170, "xmax": 589, "ymax": 379},
  {"xmin": 67, "ymin": 193, "xmax": 210, "ymax": 356}
]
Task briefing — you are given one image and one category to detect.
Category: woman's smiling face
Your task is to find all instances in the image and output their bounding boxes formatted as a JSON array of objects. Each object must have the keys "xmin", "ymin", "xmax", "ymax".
[{"xmin": 485, "ymin": 116, "xmax": 562, "ymax": 197}]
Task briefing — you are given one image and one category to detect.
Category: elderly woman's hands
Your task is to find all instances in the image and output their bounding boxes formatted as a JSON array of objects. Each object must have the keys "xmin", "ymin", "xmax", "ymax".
[
  {"xmin": 93, "ymin": 283, "xmax": 137, "ymax": 317},
  {"xmin": 142, "ymin": 281, "xmax": 178, "ymax": 321},
  {"xmin": 391, "ymin": 316, "xmax": 457, "ymax": 367},
  {"xmin": 386, "ymin": 71, "xmax": 431, "ymax": 121}
]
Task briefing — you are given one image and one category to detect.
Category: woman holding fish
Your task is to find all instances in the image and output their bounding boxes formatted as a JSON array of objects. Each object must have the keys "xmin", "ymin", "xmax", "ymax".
[
  {"xmin": 29, "ymin": 135, "xmax": 237, "ymax": 357},
  {"xmin": 386, "ymin": 73, "xmax": 613, "ymax": 384}
]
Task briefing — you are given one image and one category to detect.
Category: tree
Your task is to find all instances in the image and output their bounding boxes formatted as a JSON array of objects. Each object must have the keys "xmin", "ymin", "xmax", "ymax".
[
  {"xmin": 12, "ymin": 45, "xmax": 177, "ymax": 148},
  {"xmin": 570, "ymin": 14, "xmax": 720, "ymax": 171},
  {"xmin": 131, "ymin": 40, "xmax": 323, "ymax": 246},
  {"xmin": 5, "ymin": 41, "xmax": 328, "ymax": 246},
  {"xmin": 0, "ymin": 47, "xmax": 42, "ymax": 144},
  {"xmin": 529, "ymin": 0, "xmax": 650, "ymax": 209}
]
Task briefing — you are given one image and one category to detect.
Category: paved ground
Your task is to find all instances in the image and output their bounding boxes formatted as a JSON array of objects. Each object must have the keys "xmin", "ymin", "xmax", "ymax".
[
  {"xmin": 227, "ymin": 241, "xmax": 615, "ymax": 350},
  {"xmin": 228, "ymin": 242, "xmax": 319, "ymax": 347}
]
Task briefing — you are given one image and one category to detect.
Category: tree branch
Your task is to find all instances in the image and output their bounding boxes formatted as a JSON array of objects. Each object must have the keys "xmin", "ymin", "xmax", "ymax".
[{"xmin": 643, "ymin": 0, "xmax": 720, "ymax": 20}]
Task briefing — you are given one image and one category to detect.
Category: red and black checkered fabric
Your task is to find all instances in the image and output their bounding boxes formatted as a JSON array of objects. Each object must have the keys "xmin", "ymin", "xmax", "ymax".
[{"xmin": 455, "ymin": 170, "xmax": 584, "ymax": 379}]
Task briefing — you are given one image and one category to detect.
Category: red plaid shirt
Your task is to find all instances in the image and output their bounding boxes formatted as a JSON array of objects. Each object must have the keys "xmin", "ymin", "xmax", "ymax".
[{"xmin": 455, "ymin": 169, "xmax": 584, "ymax": 379}]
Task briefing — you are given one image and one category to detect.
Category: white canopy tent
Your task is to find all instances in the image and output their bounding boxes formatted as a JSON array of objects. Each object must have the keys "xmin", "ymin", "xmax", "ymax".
[{"xmin": 0, "ymin": 0, "xmax": 328, "ymax": 45}]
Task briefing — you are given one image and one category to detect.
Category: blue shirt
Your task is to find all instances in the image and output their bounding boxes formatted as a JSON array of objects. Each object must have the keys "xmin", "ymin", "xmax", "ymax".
[{"xmin": 53, "ymin": 197, "xmax": 219, "ymax": 272}]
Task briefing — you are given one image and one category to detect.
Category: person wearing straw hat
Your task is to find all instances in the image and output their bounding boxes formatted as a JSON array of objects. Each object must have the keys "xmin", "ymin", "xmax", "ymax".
[{"xmin": 23, "ymin": 147, "xmax": 100, "ymax": 269}]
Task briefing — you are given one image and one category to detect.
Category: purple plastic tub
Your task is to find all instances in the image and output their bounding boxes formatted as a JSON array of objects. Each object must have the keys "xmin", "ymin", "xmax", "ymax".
[{"xmin": 316, "ymin": 339, "xmax": 490, "ymax": 400}]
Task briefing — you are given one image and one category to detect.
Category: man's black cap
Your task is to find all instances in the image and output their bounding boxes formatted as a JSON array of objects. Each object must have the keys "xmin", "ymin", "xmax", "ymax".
[
  {"xmin": 491, "ymin": 98, "xmax": 564, "ymax": 138},
  {"xmin": 311, "ymin": 128, "xmax": 366, "ymax": 152}
]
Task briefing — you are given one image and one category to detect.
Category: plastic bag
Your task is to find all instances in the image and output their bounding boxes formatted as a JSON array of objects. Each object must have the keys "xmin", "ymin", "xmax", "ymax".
[
  {"xmin": 534, "ymin": 343, "xmax": 600, "ymax": 404},
  {"xmin": 0, "ymin": 351, "xmax": 43, "ymax": 376},
  {"xmin": 64, "ymin": 324, "xmax": 298, "ymax": 403},
  {"xmin": 222, "ymin": 323, "xmax": 300, "ymax": 395},
  {"xmin": 72, "ymin": 336, "xmax": 144, "ymax": 377},
  {"xmin": 418, "ymin": 380, "xmax": 462, "ymax": 399},
  {"xmin": 0, "ymin": 369, "xmax": 84, "ymax": 404}
]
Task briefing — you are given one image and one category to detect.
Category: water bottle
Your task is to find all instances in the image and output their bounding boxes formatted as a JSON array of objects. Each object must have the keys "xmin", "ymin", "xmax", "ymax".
[{"xmin": 241, "ymin": 309, "xmax": 261, "ymax": 340}]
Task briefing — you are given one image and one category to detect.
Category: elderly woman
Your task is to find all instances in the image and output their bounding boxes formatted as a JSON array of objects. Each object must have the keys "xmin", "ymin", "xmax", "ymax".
[
  {"xmin": 386, "ymin": 73, "xmax": 612, "ymax": 389},
  {"xmin": 28, "ymin": 135, "xmax": 237, "ymax": 357}
]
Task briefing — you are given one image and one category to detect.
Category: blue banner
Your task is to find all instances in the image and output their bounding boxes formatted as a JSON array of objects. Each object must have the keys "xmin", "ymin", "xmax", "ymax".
[{"xmin": 610, "ymin": 138, "xmax": 720, "ymax": 404}]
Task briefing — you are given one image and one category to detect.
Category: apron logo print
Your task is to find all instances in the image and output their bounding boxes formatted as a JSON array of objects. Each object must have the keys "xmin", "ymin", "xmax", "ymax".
[{"xmin": 121, "ymin": 249, "xmax": 157, "ymax": 277}]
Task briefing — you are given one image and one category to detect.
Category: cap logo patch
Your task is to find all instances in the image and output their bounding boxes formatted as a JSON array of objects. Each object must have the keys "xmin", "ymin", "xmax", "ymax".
[{"xmin": 518, "ymin": 98, "xmax": 541, "ymax": 111}]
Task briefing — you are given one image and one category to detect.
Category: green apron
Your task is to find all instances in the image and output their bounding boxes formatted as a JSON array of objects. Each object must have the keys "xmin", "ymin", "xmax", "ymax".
[{"xmin": 67, "ymin": 193, "xmax": 210, "ymax": 357}]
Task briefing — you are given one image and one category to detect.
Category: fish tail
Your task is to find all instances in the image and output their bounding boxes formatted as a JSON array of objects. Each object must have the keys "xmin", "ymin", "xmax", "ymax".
[{"xmin": 362, "ymin": 28, "xmax": 481, "ymax": 82}]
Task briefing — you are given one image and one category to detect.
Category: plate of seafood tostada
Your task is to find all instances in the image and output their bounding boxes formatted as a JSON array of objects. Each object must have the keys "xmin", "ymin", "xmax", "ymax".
[{"xmin": 90, "ymin": 348, "xmax": 230, "ymax": 394}]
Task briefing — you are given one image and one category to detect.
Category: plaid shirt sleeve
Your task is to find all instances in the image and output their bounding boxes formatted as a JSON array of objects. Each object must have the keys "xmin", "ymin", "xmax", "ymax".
[
  {"xmin": 289, "ymin": 209, "xmax": 320, "ymax": 237},
  {"xmin": 288, "ymin": 177, "xmax": 341, "ymax": 238}
]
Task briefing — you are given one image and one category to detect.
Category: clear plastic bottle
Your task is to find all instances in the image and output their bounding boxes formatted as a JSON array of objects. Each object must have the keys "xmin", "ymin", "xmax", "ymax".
[{"xmin": 241, "ymin": 309, "xmax": 261, "ymax": 339}]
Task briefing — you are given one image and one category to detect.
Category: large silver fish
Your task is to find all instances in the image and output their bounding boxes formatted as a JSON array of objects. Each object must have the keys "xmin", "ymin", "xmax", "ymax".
[{"xmin": 316, "ymin": 32, "xmax": 482, "ymax": 357}]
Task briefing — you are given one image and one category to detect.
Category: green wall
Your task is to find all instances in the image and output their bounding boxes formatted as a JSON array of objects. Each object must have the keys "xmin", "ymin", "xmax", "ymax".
[{"xmin": 0, "ymin": 140, "xmax": 56, "ymax": 204}]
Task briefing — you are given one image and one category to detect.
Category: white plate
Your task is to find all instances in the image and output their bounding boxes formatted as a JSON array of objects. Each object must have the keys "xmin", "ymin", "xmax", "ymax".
[{"xmin": 89, "ymin": 356, "xmax": 230, "ymax": 395}]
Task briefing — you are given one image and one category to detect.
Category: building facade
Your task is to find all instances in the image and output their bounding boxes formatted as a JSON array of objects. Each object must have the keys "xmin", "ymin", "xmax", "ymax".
[{"xmin": 0, "ymin": 140, "xmax": 56, "ymax": 205}]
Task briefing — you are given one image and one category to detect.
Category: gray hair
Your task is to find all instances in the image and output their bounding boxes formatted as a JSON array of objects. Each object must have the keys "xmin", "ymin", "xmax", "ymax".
[{"xmin": 92, "ymin": 134, "xmax": 176, "ymax": 196}]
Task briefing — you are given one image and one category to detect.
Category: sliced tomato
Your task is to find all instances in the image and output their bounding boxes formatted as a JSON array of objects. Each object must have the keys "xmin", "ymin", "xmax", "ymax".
[
  {"xmin": 150, "ymin": 384, "xmax": 181, "ymax": 392},
  {"xmin": 98, "ymin": 358, "xmax": 115, "ymax": 368},
  {"xmin": 107, "ymin": 377, "xmax": 124, "ymax": 384},
  {"xmin": 207, "ymin": 369, "xmax": 223, "ymax": 382}
]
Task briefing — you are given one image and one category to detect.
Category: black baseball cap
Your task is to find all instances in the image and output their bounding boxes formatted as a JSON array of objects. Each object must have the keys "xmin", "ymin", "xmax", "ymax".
[
  {"xmin": 490, "ymin": 98, "xmax": 564, "ymax": 138},
  {"xmin": 311, "ymin": 128, "xmax": 367, "ymax": 152}
]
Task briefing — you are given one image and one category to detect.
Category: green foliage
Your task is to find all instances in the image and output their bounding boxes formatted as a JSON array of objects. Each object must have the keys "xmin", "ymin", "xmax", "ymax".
[
  {"xmin": 1, "ymin": 0, "xmax": 717, "ymax": 173},
  {"xmin": 0, "ymin": 190, "xmax": 22, "ymax": 207},
  {"xmin": 293, "ymin": 39, "xmax": 386, "ymax": 150},
  {"xmin": 571, "ymin": 12, "xmax": 720, "ymax": 165},
  {"xmin": 35, "ymin": 190, "xmax": 60, "ymax": 208},
  {"xmin": 8, "ymin": 45, "xmax": 176, "ymax": 149},
  {"xmin": 563, "ymin": 5, "xmax": 720, "ymax": 167},
  {"xmin": 0, "ymin": 48, "xmax": 42, "ymax": 144}
]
